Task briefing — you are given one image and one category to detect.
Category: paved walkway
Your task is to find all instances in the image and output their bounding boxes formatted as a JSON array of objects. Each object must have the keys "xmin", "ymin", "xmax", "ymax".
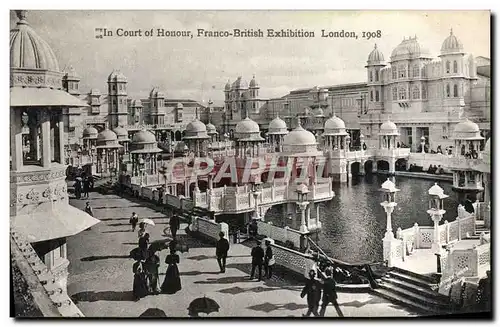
[{"xmin": 66, "ymin": 190, "xmax": 417, "ymax": 318}]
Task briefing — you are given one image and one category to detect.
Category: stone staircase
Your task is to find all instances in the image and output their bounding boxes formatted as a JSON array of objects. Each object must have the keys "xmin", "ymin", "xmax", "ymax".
[{"xmin": 371, "ymin": 266, "xmax": 453, "ymax": 315}]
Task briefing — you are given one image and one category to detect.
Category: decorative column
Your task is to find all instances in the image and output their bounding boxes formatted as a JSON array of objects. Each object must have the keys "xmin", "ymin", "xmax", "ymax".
[
  {"xmin": 40, "ymin": 110, "xmax": 51, "ymax": 167},
  {"xmin": 295, "ymin": 184, "xmax": 310, "ymax": 233},
  {"xmin": 251, "ymin": 177, "xmax": 262, "ymax": 220},
  {"xmin": 421, "ymin": 135, "xmax": 426, "ymax": 153},
  {"xmin": 380, "ymin": 178, "xmax": 400, "ymax": 267},
  {"xmin": 11, "ymin": 108, "xmax": 23, "ymax": 171},
  {"xmin": 57, "ymin": 117, "xmax": 65, "ymax": 164},
  {"xmin": 427, "ymin": 183, "xmax": 448, "ymax": 273}
]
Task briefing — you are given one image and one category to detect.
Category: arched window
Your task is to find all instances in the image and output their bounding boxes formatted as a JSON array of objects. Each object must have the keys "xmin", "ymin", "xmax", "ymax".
[
  {"xmin": 392, "ymin": 87, "xmax": 398, "ymax": 100},
  {"xmin": 399, "ymin": 87, "xmax": 406, "ymax": 100},
  {"xmin": 422, "ymin": 86, "xmax": 427, "ymax": 99},
  {"xmin": 375, "ymin": 70, "xmax": 379, "ymax": 81},
  {"xmin": 453, "ymin": 61, "xmax": 458, "ymax": 73},
  {"xmin": 392, "ymin": 67, "xmax": 397, "ymax": 79},
  {"xmin": 370, "ymin": 90, "xmax": 374, "ymax": 101},
  {"xmin": 446, "ymin": 84, "xmax": 450, "ymax": 97},
  {"xmin": 412, "ymin": 86, "xmax": 420, "ymax": 99},
  {"xmin": 370, "ymin": 71, "xmax": 373, "ymax": 82},
  {"xmin": 446, "ymin": 61, "xmax": 450, "ymax": 73},
  {"xmin": 375, "ymin": 90, "xmax": 380, "ymax": 102},
  {"xmin": 453, "ymin": 84, "xmax": 458, "ymax": 97},
  {"xmin": 398, "ymin": 65, "xmax": 406, "ymax": 78}
]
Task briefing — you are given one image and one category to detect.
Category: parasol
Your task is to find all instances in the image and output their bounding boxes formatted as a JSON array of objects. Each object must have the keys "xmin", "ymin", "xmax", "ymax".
[
  {"xmin": 139, "ymin": 308, "xmax": 167, "ymax": 317},
  {"xmin": 140, "ymin": 218, "xmax": 155, "ymax": 226},
  {"xmin": 188, "ymin": 296, "xmax": 220, "ymax": 316}
]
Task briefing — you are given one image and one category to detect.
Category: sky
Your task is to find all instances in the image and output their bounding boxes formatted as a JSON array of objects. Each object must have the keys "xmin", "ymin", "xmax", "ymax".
[{"xmin": 10, "ymin": 10, "xmax": 490, "ymax": 106}]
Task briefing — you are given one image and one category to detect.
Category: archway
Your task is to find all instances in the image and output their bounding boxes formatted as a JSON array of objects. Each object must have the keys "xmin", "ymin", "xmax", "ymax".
[
  {"xmin": 198, "ymin": 180, "xmax": 209, "ymax": 192},
  {"xmin": 350, "ymin": 162, "xmax": 361, "ymax": 176},
  {"xmin": 395, "ymin": 158, "xmax": 408, "ymax": 171},
  {"xmin": 377, "ymin": 160, "xmax": 389, "ymax": 171},
  {"xmin": 364, "ymin": 160, "xmax": 373, "ymax": 174},
  {"xmin": 170, "ymin": 131, "xmax": 175, "ymax": 142},
  {"xmin": 175, "ymin": 131, "xmax": 182, "ymax": 141},
  {"xmin": 182, "ymin": 130, "xmax": 186, "ymax": 138}
]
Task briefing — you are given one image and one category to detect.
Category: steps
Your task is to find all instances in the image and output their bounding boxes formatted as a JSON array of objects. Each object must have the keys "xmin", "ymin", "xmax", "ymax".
[{"xmin": 371, "ymin": 267, "xmax": 452, "ymax": 315}]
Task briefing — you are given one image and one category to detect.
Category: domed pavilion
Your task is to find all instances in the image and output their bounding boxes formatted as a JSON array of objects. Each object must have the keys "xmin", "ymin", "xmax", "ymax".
[
  {"xmin": 267, "ymin": 115, "xmax": 288, "ymax": 152},
  {"xmin": 130, "ymin": 129, "xmax": 162, "ymax": 176},
  {"xmin": 234, "ymin": 116, "xmax": 265, "ymax": 157},
  {"xmin": 95, "ymin": 128, "xmax": 122, "ymax": 176}
]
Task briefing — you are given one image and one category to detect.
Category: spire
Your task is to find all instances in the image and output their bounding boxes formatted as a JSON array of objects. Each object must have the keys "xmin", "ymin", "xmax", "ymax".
[
  {"xmin": 374, "ymin": 43, "xmax": 377, "ymax": 49},
  {"xmin": 450, "ymin": 28, "xmax": 453, "ymax": 35}
]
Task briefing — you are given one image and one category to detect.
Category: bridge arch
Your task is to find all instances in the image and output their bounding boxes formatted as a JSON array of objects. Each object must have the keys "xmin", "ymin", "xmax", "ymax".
[
  {"xmin": 377, "ymin": 160, "xmax": 389, "ymax": 171},
  {"xmin": 175, "ymin": 130, "xmax": 182, "ymax": 141},
  {"xmin": 395, "ymin": 158, "xmax": 408, "ymax": 171},
  {"xmin": 350, "ymin": 161, "xmax": 361, "ymax": 176},
  {"xmin": 364, "ymin": 160, "xmax": 373, "ymax": 174}
]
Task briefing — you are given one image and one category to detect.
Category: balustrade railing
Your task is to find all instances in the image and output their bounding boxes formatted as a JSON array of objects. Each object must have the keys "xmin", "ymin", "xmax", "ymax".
[{"xmin": 256, "ymin": 221, "xmax": 303, "ymax": 248}]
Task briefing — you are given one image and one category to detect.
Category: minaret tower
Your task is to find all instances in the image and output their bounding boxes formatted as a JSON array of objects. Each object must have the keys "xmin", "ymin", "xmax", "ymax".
[
  {"xmin": 366, "ymin": 44, "xmax": 386, "ymax": 113},
  {"xmin": 107, "ymin": 70, "xmax": 128, "ymax": 129}
]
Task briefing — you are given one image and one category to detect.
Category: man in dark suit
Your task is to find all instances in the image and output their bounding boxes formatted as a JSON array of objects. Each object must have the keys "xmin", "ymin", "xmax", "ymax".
[
  {"xmin": 215, "ymin": 232, "xmax": 230, "ymax": 273},
  {"xmin": 319, "ymin": 267, "xmax": 340, "ymax": 317},
  {"xmin": 301, "ymin": 269, "xmax": 322, "ymax": 317},
  {"xmin": 250, "ymin": 241, "xmax": 265, "ymax": 281}
]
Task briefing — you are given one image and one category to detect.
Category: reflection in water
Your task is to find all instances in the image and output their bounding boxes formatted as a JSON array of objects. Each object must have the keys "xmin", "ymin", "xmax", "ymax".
[{"xmin": 267, "ymin": 174, "xmax": 459, "ymax": 264}]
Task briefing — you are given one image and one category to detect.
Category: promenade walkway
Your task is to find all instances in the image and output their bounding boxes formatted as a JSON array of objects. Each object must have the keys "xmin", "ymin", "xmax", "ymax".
[{"xmin": 66, "ymin": 189, "xmax": 417, "ymax": 318}]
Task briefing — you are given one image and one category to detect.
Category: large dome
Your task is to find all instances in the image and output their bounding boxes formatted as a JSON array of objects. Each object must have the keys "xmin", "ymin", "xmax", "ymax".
[
  {"xmin": 235, "ymin": 117, "xmax": 260, "ymax": 134},
  {"xmin": 441, "ymin": 29, "xmax": 464, "ymax": 55},
  {"xmin": 367, "ymin": 44, "xmax": 385, "ymax": 65},
  {"xmin": 184, "ymin": 119, "xmax": 209, "ymax": 140},
  {"xmin": 324, "ymin": 115, "xmax": 346, "ymax": 130},
  {"xmin": 132, "ymin": 130, "xmax": 157, "ymax": 144},
  {"xmin": 232, "ymin": 76, "xmax": 248, "ymax": 89},
  {"xmin": 379, "ymin": 120, "xmax": 399, "ymax": 135},
  {"xmin": 268, "ymin": 116, "xmax": 288, "ymax": 135},
  {"xmin": 10, "ymin": 10, "xmax": 60, "ymax": 72},
  {"xmin": 390, "ymin": 36, "xmax": 431, "ymax": 61},
  {"xmin": 454, "ymin": 118, "xmax": 479, "ymax": 133},
  {"xmin": 97, "ymin": 129, "xmax": 118, "ymax": 142},
  {"xmin": 283, "ymin": 125, "xmax": 317, "ymax": 147}
]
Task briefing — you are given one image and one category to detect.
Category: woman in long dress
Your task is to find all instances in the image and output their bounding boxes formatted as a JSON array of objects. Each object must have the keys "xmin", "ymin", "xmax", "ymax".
[
  {"xmin": 161, "ymin": 249, "xmax": 181, "ymax": 294},
  {"xmin": 132, "ymin": 260, "xmax": 149, "ymax": 301}
]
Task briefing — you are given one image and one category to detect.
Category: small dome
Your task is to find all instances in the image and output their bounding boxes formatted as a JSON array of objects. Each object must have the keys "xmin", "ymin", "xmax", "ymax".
[
  {"xmin": 112, "ymin": 126, "xmax": 128, "ymax": 138},
  {"xmin": 176, "ymin": 102, "xmax": 184, "ymax": 109},
  {"xmin": 232, "ymin": 76, "xmax": 248, "ymax": 89},
  {"xmin": 381, "ymin": 178, "xmax": 399, "ymax": 193},
  {"xmin": 380, "ymin": 120, "xmax": 399, "ymax": 135},
  {"xmin": 97, "ymin": 129, "xmax": 118, "ymax": 142},
  {"xmin": 367, "ymin": 44, "xmax": 385, "ymax": 65},
  {"xmin": 324, "ymin": 115, "xmax": 346, "ymax": 130},
  {"xmin": 268, "ymin": 116, "xmax": 288, "ymax": 134},
  {"xmin": 428, "ymin": 183, "xmax": 446, "ymax": 197},
  {"xmin": 454, "ymin": 118, "xmax": 479, "ymax": 133},
  {"xmin": 10, "ymin": 10, "xmax": 60, "ymax": 72},
  {"xmin": 283, "ymin": 125, "xmax": 317, "ymax": 146},
  {"xmin": 206, "ymin": 123, "xmax": 217, "ymax": 134},
  {"xmin": 249, "ymin": 75, "xmax": 258, "ymax": 88},
  {"xmin": 131, "ymin": 99, "xmax": 143, "ymax": 107},
  {"xmin": 82, "ymin": 126, "xmax": 98, "ymax": 139},
  {"xmin": 315, "ymin": 108, "xmax": 324, "ymax": 117},
  {"xmin": 296, "ymin": 183, "xmax": 309, "ymax": 194},
  {"xmin": 441, "ymin": 29, "xmax": 464, "ymax": 55},
  {"xmin": 149, "ymin": 87, "xmax": 165, "ymax": 98},
  {"xmin": 90, "ymin": 88, "xmax": 101, "ymax": 95},
  {"xmin": 132, "ymin": 129, "xmax": 157, "ymax": 144},
  {"xmin": 115, "ymin": 71, "xmax": 127, "ymax": 82},
  {"xmin": 186, "ymin": 119, "xmax": 207, "ymax": 134},
  {"xmin": 224, "ymin": 80, "xmax": 231, "ymax": 91},
  {"xmin": 108, "ymin": 70, "xmax": 117, "ymax": 81},
  {"xmin": 235, "ymin": 117, "xmax": 260, "ymax": 134}
]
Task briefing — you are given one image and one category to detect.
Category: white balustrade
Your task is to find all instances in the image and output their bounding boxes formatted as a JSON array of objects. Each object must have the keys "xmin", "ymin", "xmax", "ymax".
[{"xmin": 256, "ymin": 221, "xmax": 303, "ymax": 248}]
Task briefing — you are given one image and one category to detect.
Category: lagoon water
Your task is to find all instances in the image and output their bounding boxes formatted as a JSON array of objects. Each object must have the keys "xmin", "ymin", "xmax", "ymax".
[{"xmin": 267, "ymin": 174, "xmax": 459, "ymax": 264}]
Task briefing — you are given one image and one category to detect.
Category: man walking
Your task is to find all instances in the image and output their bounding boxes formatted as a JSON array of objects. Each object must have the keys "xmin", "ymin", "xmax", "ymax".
[
  {"xmin": 82, "ymin": 176, "xmax": 90, "ymax": 199},
  {"xmin": 215, "ymin": 232, "xmax": 230, "ymax": 273},
  {"xmin": 84, "ymin": 201, "xmax": 93, "ymax": 217},
  {"xmin": 169, "ymin": 213, "xmax": 180, "ymax": 240},
  {"xmin": 301, "ymin": 269, "xmax": 322, "ymax": 317},
  {"xmin": 250, "ymin": 241, "xmax": 265, "ymax": 281},
  {"xmin": 130, "ymin": 212, "xmax": 139, "ymax": 232},
  {"xmin": 319, "ymin": 267, "xmax": 341, "ymax": 317}
]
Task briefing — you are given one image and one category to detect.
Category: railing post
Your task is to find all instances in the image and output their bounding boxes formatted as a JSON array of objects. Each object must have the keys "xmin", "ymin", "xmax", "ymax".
[
  {"xmin": 444, "ymin": 220, "xmax": 450, "ymax": 244},
  {"xmin": 414, "ymin": 223, "xmax": 420, "ymax": 249}
]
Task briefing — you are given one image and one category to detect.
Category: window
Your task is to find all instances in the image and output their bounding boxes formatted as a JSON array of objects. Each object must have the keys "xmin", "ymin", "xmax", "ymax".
[
  {"xmin": 375, "ymin": 90, "xmax": 380, "ymax": 102},
  {"xmin": 412, "ymin": 86, "xmax": 420, "ymax": 99},
  {"xmin": 392, "ymin": 67, "xmax": 397, "ymax": 79},
  {"xmin": 392, "ymin": 87, "xmax": 398, "ymax": 100},
  {"xmin": 446, "ymin": 61, "xmax": 450, "ymax": 73},
  {"xmin": 421, "ymin": 67, "xmax": 426, "ymax": 78},
  {"xmin": 370, "ymin": 90, "xmax": 374, "ymax": 101},
  {"xmin": 112, "ymin": 84, "xmax": 116, "ymax": 91},
  {"xmin": 422, "ymin": 86, "xmax": 427, "ymax": 99},
  {"xmin": 453, "ymin": 61, "xmax": 458, "ymax": 73},
  {"xmin": 413, "ymin": 65, "xmax": 419, "ymax": 78},
  {"xmin": 75, "ymin": 83, "xmax": 78, "ymax": 90},
  {"xmin": 399, "ymin": 87, "xmax": 406, "ymax": 100},
  {"xmin": 370, "ymin": 71, "xmax": 373, "ymax": 82},
  {"xmin": 375, "ymin": 70, "xmax": 379, "ymax": 81},
  {"xmin": 240, "ymin": 102, "xmax": 244, "ymax": 110},
  {"xmin": 446, "ymin": 84, "xmax": 450, "ymax": 97},
  {"xmin": 398, "ymin": 65, "xmax": 407, "ymax": 78},
  {"xmin": 119, "ymin": 84, "xmax": 122, "ymax": 91},
  {"xmin": 453, "ymin": 84, "xmax": 458, "ymax": 97}
]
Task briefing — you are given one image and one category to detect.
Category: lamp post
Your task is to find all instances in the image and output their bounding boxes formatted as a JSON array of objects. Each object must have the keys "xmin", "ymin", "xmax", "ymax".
[
  {"xmin": 295, "ymin": 183, "xmax": 310, "ymax": 233},
  {"xmin": 427, "ymin": 183, "xmax": 448, "ymax": 254},
  {"xmin": 346, "ymin": 134, "xmax": 351, "ymax": 152},
  {"xmin": 421, "ymin": 135, "xmax": 426, "ymax": 154},
  {"xmin": 380, "ymin": 178, "xmax": 399, "ymax": 267},
  {"xmin": 360, "ymin": 133, "xmax": 365, "ymax": 152},
  {"xmin": 250, "ymin": 176, "xmax": 262, "ymax": 220}
]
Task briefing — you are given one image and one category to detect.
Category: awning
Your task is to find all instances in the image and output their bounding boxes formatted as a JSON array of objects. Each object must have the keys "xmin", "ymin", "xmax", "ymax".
[
  {"xmin": 10, "ymin": 87, "xmax": 89, "ymax": 107},
  {"xmin": 11, "ymin": 202, "xmax": 100, "ymax": 242}
]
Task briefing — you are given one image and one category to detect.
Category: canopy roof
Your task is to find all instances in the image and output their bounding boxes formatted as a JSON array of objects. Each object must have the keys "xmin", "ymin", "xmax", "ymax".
[{"xmin": 10, "ymin": 87, "xmax": 89, "ymax": 107}]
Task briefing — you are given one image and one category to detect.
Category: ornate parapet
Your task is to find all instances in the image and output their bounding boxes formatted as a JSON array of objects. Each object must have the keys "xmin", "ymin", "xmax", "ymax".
[
  {"xmin": 10, "ymin": 68, "xmax": 63, "ymax": 89},
  {"xmin": 191, "ymin": 216, "xmax": 228, "ymax": 242},
  {"xmin": 10, "ymin": 229, "xmax": 83, "ymax": 317}
]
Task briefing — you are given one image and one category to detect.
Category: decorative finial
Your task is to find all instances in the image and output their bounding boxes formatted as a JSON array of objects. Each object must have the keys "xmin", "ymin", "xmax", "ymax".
[
  {"xmin": 374, "ymin": 43, "xmax": 377, "ymax": 49},
  {"xmin": 195, "ymin": 107, "xmax": 198, "ymax": 119},
  {"xmin": 16, "ymin": 10, "xmax": 27, "ymax": 22},
  {"xmin": 450, "ymin": 28, "xmax": 453, "ymax": 35},
  {"xmin": 414, "ymin": 34, "xmax": 417, "ymax": 39},
  {"xmin": 297, "ymin": 117, "xmax": 302, "ymax": 127}
]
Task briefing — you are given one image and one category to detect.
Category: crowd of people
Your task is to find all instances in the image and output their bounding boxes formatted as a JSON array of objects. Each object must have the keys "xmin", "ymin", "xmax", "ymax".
[{"xmin": 73, "ymin": 173, "xmax": 94, "ymax": 199}]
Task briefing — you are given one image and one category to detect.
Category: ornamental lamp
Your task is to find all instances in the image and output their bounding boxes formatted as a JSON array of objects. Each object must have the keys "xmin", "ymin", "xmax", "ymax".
[
  {"xmin": 379, "ymin": 178, "xmax": 399, "ymax": 204},
  {"xmin": 296, "ymin": 183, "xmax": 310, "ymax": 202},
  {"xmin": 427, "ymin": 182, "xmax": 448, "ymax": 213}
]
